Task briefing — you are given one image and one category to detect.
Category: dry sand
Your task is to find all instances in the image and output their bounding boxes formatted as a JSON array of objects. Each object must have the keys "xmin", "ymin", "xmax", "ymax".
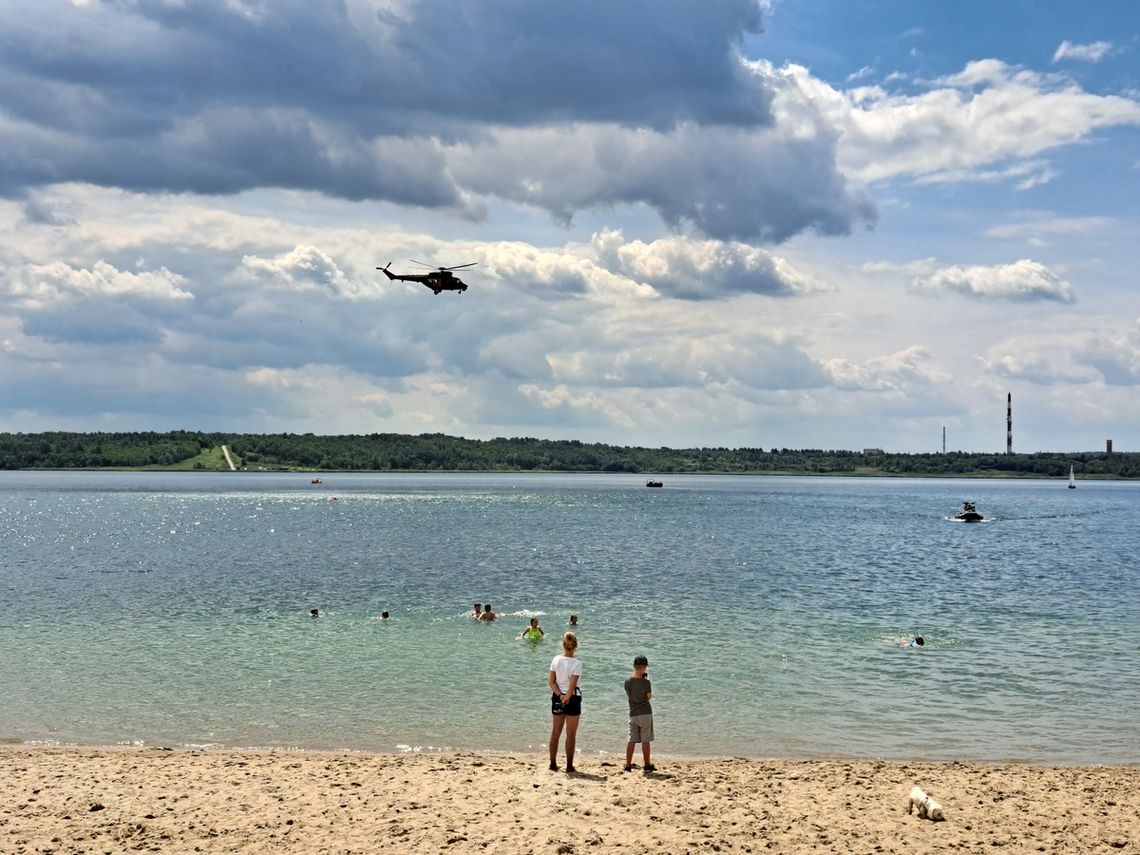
[{"xmin": 2, "ymin": 746, "xmax": 1137, "ymax": 853}]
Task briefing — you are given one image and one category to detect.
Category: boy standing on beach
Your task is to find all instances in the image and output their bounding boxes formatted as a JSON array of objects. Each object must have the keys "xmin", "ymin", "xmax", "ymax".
[{"xmin": 624, "ymin": 655, "xmax": 655, "ymax": 773}]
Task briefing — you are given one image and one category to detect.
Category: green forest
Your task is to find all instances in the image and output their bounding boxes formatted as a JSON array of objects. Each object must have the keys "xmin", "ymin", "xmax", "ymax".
[{"xmin": 0, "ymin": 430, "xmax": 1136, "ymax": 478}]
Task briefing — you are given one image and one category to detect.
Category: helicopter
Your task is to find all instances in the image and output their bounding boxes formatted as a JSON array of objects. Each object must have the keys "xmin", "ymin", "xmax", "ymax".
[{"xmin": 378, "ymin": 260, "xmax": 476, "ymax": 294}]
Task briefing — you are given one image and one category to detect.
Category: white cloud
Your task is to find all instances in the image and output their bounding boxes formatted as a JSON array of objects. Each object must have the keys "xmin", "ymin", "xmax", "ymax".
[
  {"xmin": 1052, "ymin": 40, "xmax": 1115, "ymax": 63},
  {"xmin": 591, "ymin": 230, "xmax": 815, "ymax": 300},
  {"xmin": 861, "ymin": 258, "xmax": 938, "ymax": 276},
  {"xmin": 241, "ymin": 245, "xmax": 369, "ymax": 299},
  {"xmin": 913, "ymin": 260, "xmax": 1077, "ymax": 303},
  {"xmin": 912, "ymin": 159, "xmax": 1058, "ymax": 189},
  {"xmin": 780, "ymin": 59, "xmax": 1140, "ymax": 184},
  {"xmin": 984, "ymin": 319, "xmax": 1140, "ymax": 387},
  {"xmin": 448, "ymin": 117, "xmax": 874, "ymax": 243},
  {"xmin": 6, "ymin": 260, "xmax": 193, "ymax": 307},
  {"xmin": 985, "ymin": 217, "xmax": 1112, "ymax": 239},
  {"xmin": 518, "ymin": 384, "xmax": 638, "ymax": 429},
  {"xmin": 824, "ymin": 345, "xmax": 937, "ymax": 393}
]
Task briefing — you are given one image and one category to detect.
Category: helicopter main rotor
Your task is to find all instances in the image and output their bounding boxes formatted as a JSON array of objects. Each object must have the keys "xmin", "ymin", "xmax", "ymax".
[{"xmin": 410, "ymin": 259, "xmax": 478, "ymax": 272}]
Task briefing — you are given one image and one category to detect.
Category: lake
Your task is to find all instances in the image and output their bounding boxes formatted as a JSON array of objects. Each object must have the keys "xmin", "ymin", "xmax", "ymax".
[{"xmin": 1, "ymin": 471, "xmax": 1137, "ymax": 763}]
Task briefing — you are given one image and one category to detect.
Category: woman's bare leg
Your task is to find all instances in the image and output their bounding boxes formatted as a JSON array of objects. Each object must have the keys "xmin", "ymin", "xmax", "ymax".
[
  {"xmin": 548, "ymin": 716, "xmax": 565, "ymax": 766},
  {"xmin": 564, "ymin": 716, "xmax": 580, "ymax": 769}
]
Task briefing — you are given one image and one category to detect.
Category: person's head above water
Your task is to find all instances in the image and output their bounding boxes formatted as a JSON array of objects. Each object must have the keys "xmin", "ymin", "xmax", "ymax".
[
  {"xmin": 310, "ymin": 608, "xmax": 319, "ymax": 618},
  {"xmin": 914, "ymin": 635, "xmax": 925, "ymax": 646},
  {"xmin": 569, "ymin": 614, "xmax": 578, "ymax": 625}
]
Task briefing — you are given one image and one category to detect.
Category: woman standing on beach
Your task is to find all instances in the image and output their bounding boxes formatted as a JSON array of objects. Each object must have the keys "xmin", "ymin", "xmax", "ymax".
[{"xmin": 548, "ymin": 631, "xmax": 582, "ymax": 772}]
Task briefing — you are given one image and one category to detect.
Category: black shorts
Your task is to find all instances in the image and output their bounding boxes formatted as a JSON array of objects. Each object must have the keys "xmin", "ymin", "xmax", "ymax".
[{"xmin": 551, "ymin": 689, "xmax": 582, "ymax": 717}]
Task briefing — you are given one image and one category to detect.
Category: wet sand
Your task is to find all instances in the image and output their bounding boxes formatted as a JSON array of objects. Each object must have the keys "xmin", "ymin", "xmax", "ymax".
[{"xmin": 2, "ymin": 746, "xmax": 1137, "ymax": 853}]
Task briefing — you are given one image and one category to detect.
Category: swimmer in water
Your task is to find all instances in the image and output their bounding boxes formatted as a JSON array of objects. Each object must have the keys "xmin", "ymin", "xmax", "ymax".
[
  {"xmin": 569, "ymin": 613, "xmax": 579, "ymax": 627},
  {"xmin": 909, "ymin": 635, "xmax": 925, "ymax": 647},
  {"xmin": 521, "ymin": 617, "xmax": 545, "ymax": 641}
]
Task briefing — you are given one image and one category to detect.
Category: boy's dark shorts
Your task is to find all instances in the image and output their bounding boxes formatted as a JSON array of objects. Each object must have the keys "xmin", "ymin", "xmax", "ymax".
[{"xmin": 551, "ymin": 689, "xmax": 582, "ymax": 717}]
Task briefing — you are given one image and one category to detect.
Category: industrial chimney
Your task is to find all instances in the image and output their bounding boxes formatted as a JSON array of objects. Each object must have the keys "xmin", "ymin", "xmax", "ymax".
[{"xmin": 1006, "ymin": 393, "xmax": 1012, "ymax": 454}]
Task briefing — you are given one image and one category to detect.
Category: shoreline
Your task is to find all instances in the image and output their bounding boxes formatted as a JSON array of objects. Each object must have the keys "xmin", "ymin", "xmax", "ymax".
[
  {"xmin": 4, "ymin": 467, "xmax": 1136, "ymax": 480},
  {"xmin": 8, "ymin": 739, "xmax": 1139, "ymax": 768},
  {"xmin": 5, "ymin": 746, "xmax": 1138, "ymax": 853}
]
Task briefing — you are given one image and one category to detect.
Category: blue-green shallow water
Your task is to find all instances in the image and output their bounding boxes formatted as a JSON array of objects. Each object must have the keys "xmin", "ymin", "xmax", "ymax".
[{"xmin": 1, "ymin": 471, "xmax": 1137, "ymax": 764}]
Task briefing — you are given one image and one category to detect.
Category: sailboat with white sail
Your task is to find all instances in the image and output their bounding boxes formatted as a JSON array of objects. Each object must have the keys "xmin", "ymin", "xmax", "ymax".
[{"xmin": 1068, "ymin": 465, "xmax": 1076, "ymax": 489}]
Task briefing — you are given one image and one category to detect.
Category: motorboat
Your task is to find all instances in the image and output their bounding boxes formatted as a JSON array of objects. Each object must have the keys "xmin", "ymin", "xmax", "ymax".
[
  {"xmin": 953, "ymin": 501, "xmax": 983, "ymax": 522},
  {"xmin": 645, "ymin": 479, "xmax": 663, "ymax": 488}
]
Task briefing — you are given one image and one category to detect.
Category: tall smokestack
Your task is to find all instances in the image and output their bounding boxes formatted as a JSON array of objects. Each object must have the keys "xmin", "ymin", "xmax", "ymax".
[{"xmin": 1006, "ymin": 393, "xmax": 1012, "ymax": 454}]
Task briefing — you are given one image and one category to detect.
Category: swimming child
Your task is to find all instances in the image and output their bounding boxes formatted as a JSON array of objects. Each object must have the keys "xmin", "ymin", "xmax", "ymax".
[{"xmin": 521, "ymin": 617, "xmax": 545, "ymax": 641}]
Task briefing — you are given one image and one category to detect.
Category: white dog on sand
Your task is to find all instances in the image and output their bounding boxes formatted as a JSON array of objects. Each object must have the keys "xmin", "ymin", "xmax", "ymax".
[{"xmin": 907, "ymin": 785, "xmax": 946, "ymax": 821}]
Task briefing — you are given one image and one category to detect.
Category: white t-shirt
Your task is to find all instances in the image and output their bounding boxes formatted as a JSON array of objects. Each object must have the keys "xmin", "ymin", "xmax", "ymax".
[{"xmin": 549, "ymin": 654, "xmax": 582, "ymax": 693}]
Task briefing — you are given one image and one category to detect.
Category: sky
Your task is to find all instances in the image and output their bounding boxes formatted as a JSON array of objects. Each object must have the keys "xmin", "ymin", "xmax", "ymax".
[{"xmin": 1, "ymin": 0, "xmax": 1138, "ymax": 453}]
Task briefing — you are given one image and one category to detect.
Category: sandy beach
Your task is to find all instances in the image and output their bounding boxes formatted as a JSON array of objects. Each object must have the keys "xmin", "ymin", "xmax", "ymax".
[{"xmin": 2, "ymin": 747, "xmax": 1137, "ymax": 854}]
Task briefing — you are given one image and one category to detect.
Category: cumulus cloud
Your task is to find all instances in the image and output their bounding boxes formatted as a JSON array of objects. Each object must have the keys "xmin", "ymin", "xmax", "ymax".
[
  {"xmin": 20, "ymin": 197, "xmax": 74, "ymax": 226},
  {"xmin": 241, "ymin": 245, "xmax": 368, "ymax": 298},
  {"xmin": 6, "ymin": 260, "xmax": 193, "ymax": 306},
  {"xmin": 446, "ymin": 110, "xmax": 874, "ymax": 242},
  {"xmin": 2, "ymin": 3, "xmax": 1136, "ymax": 249},
  {"xmin": 1, "ymin": 259, "xmax": 193, "ymax": 347},
  {"xmin": 1074, "ymin": 322, "xmax": 1140, "ymax": 386},
  {"xmin": 591, "ymin": 230, "xmax": 815, "ymax": 299},
  {"xmin": 786, "ymin": 59, "xmax": 1140, "ymax": 185},
  {"xmin": 913, "ymin": 260, "xmax": 1077, "ymax": 303},
  {"xmin": 1052, "ymin": 40, "xmax": 1115, "ymax": 63},
  {"xmin": 517, "ymin": 384, "xmax": 638, "ymax": 430},
  {"xmin": 985, "ymin": 320, "xmax": 1140, "ymax": 387},
  {"xmin": 824, "ymin": 346, "xmax": 936, "ymax": 393},
  {"xmin": 0, "ymin": 0, "xmax": 880, "ymax": 245},
  {"xmin": 543, "ymin": 334, "xmax": 828, "ymax": 391}
]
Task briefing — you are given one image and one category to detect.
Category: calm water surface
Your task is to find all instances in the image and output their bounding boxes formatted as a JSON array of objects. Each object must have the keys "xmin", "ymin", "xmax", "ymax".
[{"xmin": 1, "ymin": 471, "xmax": 1137, "ymax": 763}]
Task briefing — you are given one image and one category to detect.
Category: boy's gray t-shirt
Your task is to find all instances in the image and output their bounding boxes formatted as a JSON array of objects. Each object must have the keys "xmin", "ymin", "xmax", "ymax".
[{"xmin": 624, "ymin": 675, "xmax": 652, "ymax": 716}]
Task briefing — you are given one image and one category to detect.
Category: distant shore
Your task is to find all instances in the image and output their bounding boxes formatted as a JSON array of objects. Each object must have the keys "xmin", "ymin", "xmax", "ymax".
[
  {"xmin": 5, "ymin": 746, "xmax": 1137, "ymax": 853},
  {"xmin": 2, "ymin": 430, "xmax": 1135, "ymax": 478}
]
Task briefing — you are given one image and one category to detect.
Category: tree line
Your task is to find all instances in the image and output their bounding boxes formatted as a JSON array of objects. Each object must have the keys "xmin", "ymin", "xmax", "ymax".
[{"xmin": 0, "ymin": 431, "xmax": 1136, "ymax": 478}]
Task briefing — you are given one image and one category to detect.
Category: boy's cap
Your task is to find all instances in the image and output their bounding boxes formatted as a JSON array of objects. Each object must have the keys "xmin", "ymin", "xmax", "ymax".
[{"xmin": 634, "ymin": 655, "xmax": 648, "ymax": 668}]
